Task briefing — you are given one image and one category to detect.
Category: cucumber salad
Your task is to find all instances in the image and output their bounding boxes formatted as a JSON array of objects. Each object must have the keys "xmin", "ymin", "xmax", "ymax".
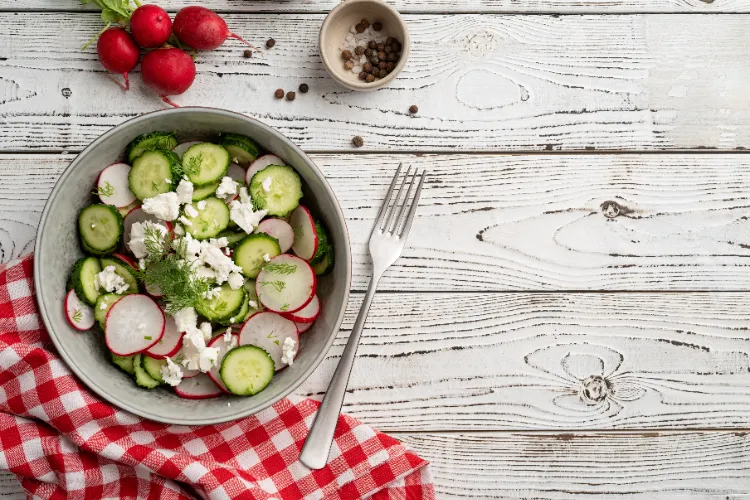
[{"xmin": 65, "ymin": 131, "xmax": 333, "ymax": 399}]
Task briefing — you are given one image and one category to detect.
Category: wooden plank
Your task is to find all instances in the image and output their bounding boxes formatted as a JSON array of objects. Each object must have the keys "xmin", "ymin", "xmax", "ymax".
[
  {"xmin": 397, "ymin": 431, "xmax": 750, "ymax": 498},
  {"xmin": 1, "ymin": 14, "xmax": 749, "ymax": 152},
  {"xmin": 0, "ymin": 473, "xmax": 22, "ymax": 500},
  {"xmin": 5, "ymin": 153, "xmax": 750, "ymax": 291}
]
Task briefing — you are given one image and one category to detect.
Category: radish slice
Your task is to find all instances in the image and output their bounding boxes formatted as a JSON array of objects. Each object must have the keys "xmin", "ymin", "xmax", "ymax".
[
  {"xmin": 256, "ymin": 218, "xmax": 294, "ymax": 253},
  {"xmin": 65, "ymin": 290, "xmax": 95, "ymax": 331},
  {"xmin": 206, "ymin": 333, "xmax": 239, "ymax": 393},
  {"xmin": 118, "ymin": 201, "xmax": 141, "ymax": 218},
  {"xmin": 245, "ymin": 154, "xmax": 284, "ymax": 185},
  {"xmin": 145, "ymin": 283, "xmax": 163, "ymax": 298},
  {"xmin": 296, "ymin": 321, "xmax": 313, "ymax": 333},
  {"xmin": 174, "ymin": 373, "xmax": 221, "ymax": 399},
  {"xmin": 112, "ymin": 252, "xmax": 138, "ymax": 270},
  {"xmin": 172, "ymin": 140, "xmax": 202, "ymax": 158},
  {"xmin": 123, "ymin": 207, "xmax": 173, "ymax": 255},
  {"xmin": 105, "ymin": 294, "xmax": 165, "ymax": 356},
  {"xmin": 239, "ymin": 312, "xmax": 299, "ymax": 371},
  {"xmin": 290, "ymin": 206, "xmax": 318, "ymax": 261},
  {"xmin": 227, "ymin": 163, "xmax": 246, "ymax": 184},
  {"xmin": 256, "ymin": 254, "xmax": 316, "ymax": 313},
  {"xmin": 97, "ymin": 162, "xmax": 136, "ymax": 208},
  {"xmin": 145, "ymin": 315, "xmax": 184, "ymax": 358},
  {"xmin": 282, "ymin": 294, "xmax": 319, "ymax": 323}
]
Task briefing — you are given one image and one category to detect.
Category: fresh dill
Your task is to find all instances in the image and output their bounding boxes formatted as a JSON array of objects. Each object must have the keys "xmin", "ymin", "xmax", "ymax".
[
  {"xmin": 273, "ymin": 340, "xmax": 280, "ymax": 346},
  {"xmin": 263, "ymin": 263, "xmax": 297, "ymax": 275},
  {"xmin": 144, "ymin": 335, "xmax": 152, "ymax": 340},
  {"xmin": 280, "ymin": 303, "xmax": 290, "ymax": 311},
  {"xmin": 143, "ymin": 225, "xmax": 167, "ymax": 257},
  {"xmin": 184, "ymin": 153, "xmax": 203, "ymax": 177},
  {"xmin": 266, "ymin": 331, "xmax": 275, "ymax": 339},
  {"xmin": 72, "ymin": 309, "xmax": 83, "ymax": 322},
  {"xmin": 151, "ymin": 181, "xmax": 159, "ymax": 191},
  {"xmin": 215, "ymin": 300, "xmax": 228, "ymax": 312},
  {"xmin": 138, "ymin": 250, "xmax": 211, "ymax": 314},
  {"xmin": 259, "ymin": 280, "xmax": 286, "ymax": 293},
  {"xmin": 93, "ymin": 181, "xmax": 115, "ymax": 197}
]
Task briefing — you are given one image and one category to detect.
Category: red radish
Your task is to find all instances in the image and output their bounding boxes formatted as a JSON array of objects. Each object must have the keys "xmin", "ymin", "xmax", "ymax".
[
  {"xmin": 282, "ymin": 294, "xmax": 319, "ymax": 324},
  {"xmin": 104, "ymin": 294, "xmax": 165, "ymax": 356},
  {"xmin": 206, "ymin": 333, "xmax": 239, "ymax": 393},
  {"xmin": 290, "ymin": 206, "xmax": 318, "ymax": 261},
  {"xmin": 65, "ymin": 290, "xmax": 95, "ymax": 331},
  {"xmin": 227, "ymin": 163, "xmax": 245, "ymax": 184},
  {"xmin": 256, "ymin": 219, "xmax": 294, "ymax": 253},
  {"xmin": 172, "ymin": 140, "xmax": 202, "ymax": 158},
  {"xmin": 96, "ymin": 28, "xmax": 140, "ymax": 91},
  {"xmin": 140, "ymin": 48, "xmax": 196, "ymax": 107},
  {"xmin": 97, "ymin": 162, "xmax": 136, "ymax": 207},
  {"xmin": 118, "ymin": 200, "xmax": 141, "ymax": 218},
  {"xmin": 173, "ymin": 6, "xmax": 259, "ymax": 51},
  {"xmin": 145, "ymin": 315, "xmax": 184, "ymax": 359},
  {"xmin": 111, "ymin": 252, "xmax": 138, "ymax": 270},
  {"xmin": 246, "ymin": 154, "xmax": 283, "ymax": 185},
  {"xmin": 239, "ymin": 312, "xmax": 299, "ymax": 371},
  {"xmin": 296, "ymin": 321, "xmax": 313, "ymax": 334},
  {"xmin": 174, "ymin": 373, "xmax": 221, "ymax": 399},
  {"xmin": 129, "ymin": 4, "xmax": 172, "ymax": 48},
  {"xmin": 255, "ymin": 254, "xmax": 316, "ymax": 313}
]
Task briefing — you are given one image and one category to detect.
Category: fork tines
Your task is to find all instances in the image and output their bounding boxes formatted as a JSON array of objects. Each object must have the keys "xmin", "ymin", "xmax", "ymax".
[{"xmin": 373, "ymin": 164, "xmax": 426, "ymax": 239}]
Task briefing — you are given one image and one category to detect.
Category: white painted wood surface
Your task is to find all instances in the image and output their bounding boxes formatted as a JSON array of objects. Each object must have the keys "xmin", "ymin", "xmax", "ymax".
[{"xmin": 2, "ymin": 14, "xmax": 750, "ymax": 152}]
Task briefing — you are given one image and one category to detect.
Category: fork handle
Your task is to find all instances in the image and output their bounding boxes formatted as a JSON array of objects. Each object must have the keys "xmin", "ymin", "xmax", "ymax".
[{"xmin": 299, "ymin": 274, "xmax": 381, "ymax": 470}]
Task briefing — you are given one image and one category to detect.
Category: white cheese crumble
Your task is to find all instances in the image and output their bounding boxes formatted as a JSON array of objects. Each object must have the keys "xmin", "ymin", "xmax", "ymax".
[
  {"xmin": 248, "ymin": 300, "xmax": 258, "ymax": 309},
  {"xmin": 281, "ymin": 337, "xmax": 297, "ymax": 366},
  {"xmin": 175, "ymin": 179, "xmax": 194, "ymax": 204},
  {"xmin": 93, "ymin": 266, "xmax": 129, "ymax": 294},
  {"xmin": 262, "ymin": 176, "xmax": 273, "ymax": 193},
  {"xmin": 202, "ymin": 286, "xmax": 222, "ymax": 300},
  {"xmin": 184, "ymin": 204, "xmax": 199, "ymax": 218},
  {"xmin": 173, "ymin": 224, "xmax": 185, "ymax": 236},
  {"xmin": 138, "ymin": 259, "xmax": 146, "ymax": 271},
  {"xmin": 202, "ymin": 246, "xmax": 243, "ymax": 285},
  {"xmin": 100, "ymin": 302, "xmax": 107, "ymax": 310},
  {"xmin": 164, "ymin": 178, "xmax": 172, "ymax": 184},
  {"xmin": 128, "ymin": 220, "xmax": 168, "ymax": 259},
  {"xmin": 224, "ymin": 327, "xmax": 232, "ymax": 342},
  {"xmin": 227, "ymin": 271, "xmax": 244, "ymax": 291},
  {"xmin": 229, "ymin": 187, "xmax": 267, "ymax": 233},
  {"xmin": 178, "ymin": 215, "xmax": 193, "ymax": 227},
  {"xmin": 262, "ymin": 253, "xmax": 271, "ymax": 262},
  {"xmin": 216, "ymin": 176, "xmax": 238, "ymax": 201},
  {"xmin": 142, "ymin": 192, "xmax": 180, "ymax": 221},
  {"xmin": 197, "ymin": 200, "xmax": 207, "ymax": 211},
  {"xmin": 199, "ymin": 322, "xmax": 213, "ymax": 340},
  {"xmin": 91, "ymin": 224, "xmax": 96, "ymax": 229},
  {"xmin": 198, "ymin": 347, "xmax": 219, "ymax": 372},
  {"xmin": 161, "ymin": 358, "xmax": 183, "ymax": 386},
  {"xmin": 173, "ymin": 307, "xmax": 198, "ymax": 333}
]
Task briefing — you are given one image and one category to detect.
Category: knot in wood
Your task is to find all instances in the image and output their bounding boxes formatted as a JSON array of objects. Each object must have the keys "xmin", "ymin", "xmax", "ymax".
[
  {"xmin": 581, "ymin": 375, "xmax": 611, "ymax": 403},
  {"xmin": 601, "ymin": 201, "xmax": 620, "ymax": 219}
]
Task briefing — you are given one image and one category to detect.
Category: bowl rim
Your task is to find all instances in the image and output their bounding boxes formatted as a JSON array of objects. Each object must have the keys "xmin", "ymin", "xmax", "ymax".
[
  {"xmin": 34, "ymin": 106, "xmax": 352, "ymax": 424},
  {"xmin": 319, "ymin": 0, "xmax": 410, "ymax": 91}
]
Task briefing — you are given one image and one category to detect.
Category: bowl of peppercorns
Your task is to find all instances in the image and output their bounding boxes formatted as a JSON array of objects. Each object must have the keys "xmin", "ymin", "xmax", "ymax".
[{"xmin": 319, "ymin": 0, "xmax": 409, "ymax": 91}]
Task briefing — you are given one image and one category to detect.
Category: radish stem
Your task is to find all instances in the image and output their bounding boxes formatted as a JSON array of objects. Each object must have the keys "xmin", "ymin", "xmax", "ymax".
[{"xmin": 82, "ymin": 22, "xmax": 111, "ymax": 51}]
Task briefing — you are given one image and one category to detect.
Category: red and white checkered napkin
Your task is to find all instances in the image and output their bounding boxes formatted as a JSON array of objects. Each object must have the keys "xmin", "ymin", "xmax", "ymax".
[{"xmin": 0, "ymin": 255, "xmax": 433, "ymax": 499}]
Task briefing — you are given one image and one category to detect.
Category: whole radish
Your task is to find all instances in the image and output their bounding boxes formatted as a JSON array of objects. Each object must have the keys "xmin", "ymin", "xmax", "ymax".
[
  {"xmin": 140, "ymin": 48, "xmax": 196, "ymax": 107},
  {"xmin": 173, "ymin": 6, "xmax": 258, "ymax": 51},
  {"xmin": 96, "ymin": 28, "xmax": 140, "ymax": 91},
  {"xmin": 129, "ymin": 4, "xmax": 173, "ymax": 48}
]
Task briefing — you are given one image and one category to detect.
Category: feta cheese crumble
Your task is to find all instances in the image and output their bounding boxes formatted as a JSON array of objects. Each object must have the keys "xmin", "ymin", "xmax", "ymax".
[
  {"xmin": 199, "ymin": 347, "xmax": 219, "ymax": 372},
  {"xmin": 175, "ymin": 179, "xmax": 194, "ymax": 204},
  {"xmin": 216, "ymin": 176, "xmax": 238, "ymax": 201},
  {"xmin": 178, "ymin": 215, "xmax": 193, "ymax": 227},
  {"xmin": 128, "ymin": 220, "xmax": 168, "ymax": 259},
  {"xmin": 227, "ymin": 271, "xmax": 244, "ymax": 290},
  {"xmin": 281, "ymin": 337, "xmax": 297, "ymax": 366},
  {"xmin": 197, "ymin": 200, "xmax": 207, "ymax": 211},
  {"xmin": 142, "ymin": 192, "xmax": 180, "ymax": 221},
  {"xmin": 199, "ymin": 322, "xmax": 213, "ymax": 340},
  {"xmin": 161, "ymin": 358, "xmax": 183, "ymax": 386},
  {"xmin": 93, "ymin": 266, "xmax": 129, "ymax": 294},
  {"xmin": 224, "ymin": 327, "xmax": 232, "ymax": 342},
  {"xmin": 262, "ymin": 253, "xmax": 271, "ymax": 262},
  {"xmin": 184, "ymin": 204, "xmax": 199, "ymax": 218},
  {"xmin": 173, "ymin": 224, "xmax": 185, "ymax": 236},
  {"xmin": 229, "ymin": 187, "xmax": 267, "ymax": 233},
  {"xmin": 248, "ymin": 300, "xmax": 258, "ymax": 309},
  {"xmin": 262, "ymin": 176, "xmax": 272, "ymax": 193},
  {"xmin": 173, "ymin": 308, "xmax": 198, "ymax": 333}
]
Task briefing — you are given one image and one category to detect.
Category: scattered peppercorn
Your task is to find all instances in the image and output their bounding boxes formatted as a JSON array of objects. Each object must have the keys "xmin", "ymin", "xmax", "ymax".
[
  {"xmin": 370, "ymin": 65, "xmax": 379, "ymax": 75},
  {"xmin": 364, "ymin": 48, "xmax": 373, "ymax": 57},
  {"xmin": 409, "ymin": 105, "xmax": 418, "ymax": 114},
  {"xmin": 368, "ymin": 40, "xmax": 377, "ymax": 50},
  {"xmin": 274, "ymin": 88, "xmax": 284, "ymax": 99},
  {"xmin": 286, "ymin": 91, "xmax": 296, "ymax": 101},
  {"xmin": 243, "ymin": 49, "xmax": 253, "ymax": 58},
  {"xmin": 352, "ymin": 136, "xmax": 364, "ymax": 147},
  {"xmin": 377, "ymin": 51, "xmax": 386, "ymax": 60},
  {"xmin": 386, "ymin": 53, "xmax": 397, "ymax": 62},
  {"xmin": 365, "ymin": 74, "xmax": 375, "ymax": 83},
  {"xmin": 384, "ymin": 45, "xmax": 392, "ymax": 54},
  {"xmin": 355, "ymin": 22, "xmax": 366, "ymax": 33},
  {"xmin": 359, "ymin": 71, "xmax": 367, "ymax": 80},
  {"xmin": 386, "ymin": 37, "xmax": 394, "ymax": 45},
  {"xmin": 299, "ymin": 83, "xmax": 309, "ymax": 93},
  {"xmin": 266, "ymin": 38, "xmax": 276, "ymax": 48},
  {"xmin": 379, "ymin": 69, "xmax": 388, "ymax": 78},
  {"xmin": 386, "ymin": 61, "xmax": 395, "ymax": 71},
  {"xmin": 341, "ymin": 50, "xmax": 353, "ymax": 60},
  {"xmin": 393, "ymin": 42, "xmax": 402, "ymax": 52},
  {"xmin": 355, "ymin": 45, "xmax": 365, "ymax": 56},
  {"xmin": 378, "ymin": 61, "xmax": 387, "ymax": 70},
  {"xmin": 360, "ymin": 18, "xmax": 370, "ymax": 29},
  {"xmin": 370, "ymin": 56, "xmax": 380, "ymax": 65},
  {"xmin": 377, "ymin": 43, "xmax": 385, "ymax": 52},
  {"xmin": 373, "ymin": 22, "xmax": 382, "ymax": 31},
  {"xmin": 344, "ymin": 60, "xmax": 355, "ymax": 70}
]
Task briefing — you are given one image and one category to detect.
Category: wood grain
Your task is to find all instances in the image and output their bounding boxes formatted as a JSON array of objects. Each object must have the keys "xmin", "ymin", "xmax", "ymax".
[
  {"xmin": 2, "ymin": 14, "xmax": 749, "ymax": 152},
  {"xmin": 6, "ymin": 154, "xmax": 750, "ymax": 291}
]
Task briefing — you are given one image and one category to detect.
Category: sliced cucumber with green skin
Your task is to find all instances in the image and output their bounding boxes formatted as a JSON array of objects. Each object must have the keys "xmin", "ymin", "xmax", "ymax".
[
  {"xmin": 233, "ymin": 233, "xmax": 281, "ymax": 278},
  {"xmin": 192, "ymin": 181, "xmax": 220, "ymax": 201},
  {"xmin": 133, "ymin": 353, "xmax": 161, "ymax": 389},
  {"xmin": 81, "ymin": 238, "xmax": 116, "ymax": 257},
  {"xmin": 217, "ymin": 230, "xmax": 248, "ymax": 248},
  {"xmin": 249, "ymin": 165, "xmax": 303, "ymax": 217},
  {"xmin": 126, "ymin": 131, "xmax": 178, "ymax": 163},
  {"xmin": 79, "ymin": 204, "xmax": 123, "ymax": 255},
  {"xmin": 195, "ymin": 282, "xmax": 246, "ymax": 322},
  {"xmin": 218, "ymin": 133, "xmax": 260, "ymax": 166},
  {"xmin": 220, "ymin": 345, "xmax": 275, "ymax": 396},
  {"xmin": 218, "ymin": 290, "xmax": 249, "ymax": 326},
  {"xmin": 183, "ymin": 196, "xmax": 230, "ymax": 240},
  {"xmin": 95, "ymin": 293, "xmax": 124, "ymax": 329},
  {"xmin": 183, "ymin": 143, "xmax": 230, "ymax": 187},
  {"xmin": 71, "ymin": 257, "xmax": 102, "ymax": 306},
  {"xmin": 309, "ymin": 221, "xmax": 329, "ymax": 265},
  {"xmin": 111, "ymin": 353, "xmax": 135, "ymax": 375},
  {"xmin": 312, "ymin": 247, "xmax": 334, "ymax": 276},
  {"xmin": 129, "ymin": 150, "xmax": 177, "ymax": 201},
  {"xmin": 142, "ymin": 355, "xmax": 166, "ymax": 383},
  {"xmin": 99, "ymin": 256, "xmax": 139, "ymax": 295},
  {"xmin": 244, "ymin": 279, "xmax": 264, "ymax": 316}
]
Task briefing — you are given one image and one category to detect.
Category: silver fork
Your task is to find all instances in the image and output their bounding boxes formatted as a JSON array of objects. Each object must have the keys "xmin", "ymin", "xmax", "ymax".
[{"xmin": 299, "ymin": 164, "xmax": 426, "ymax": 470}]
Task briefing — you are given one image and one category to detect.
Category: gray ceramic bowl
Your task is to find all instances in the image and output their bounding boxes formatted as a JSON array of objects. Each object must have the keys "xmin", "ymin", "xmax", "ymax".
[{"xmin": 34, "ymin": 107, "xmax": 351, "ymax": 425}]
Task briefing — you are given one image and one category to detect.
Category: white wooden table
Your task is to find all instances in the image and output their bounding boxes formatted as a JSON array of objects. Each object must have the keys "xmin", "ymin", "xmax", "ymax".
[{"xmin": 3, "ymin": 0, "xmax": 750, "ymax": 497}]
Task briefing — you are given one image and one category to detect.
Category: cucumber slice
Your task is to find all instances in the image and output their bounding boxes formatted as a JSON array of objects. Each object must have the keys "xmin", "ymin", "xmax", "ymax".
[
  {"xmin": 220, "ymin": 345, "xmax": 275, "ymax": 396},
  {"xmin": 111, "ymin": 353, "xmax": 135, "ymax": 375},
  {"xmin": 126, "ymin": 131, "xmax": 178, "ymax": 163},
  {"xmin": 142, "ymin": 355, "xmax": 166, "ymax": 383},
  {"xmin": 217, "ymin": 230, "xmax": 248, "ymax": 248},
  {"xmin": 192, "ymin": 181, "xmax": 220, "ymax": 201},
  {"xmin": 312, "ymin": 246, "xmax": 334, "ymax": 276},
  {"xmin": 128, "ymin": 150, "xmax": 177, "ymax": 201},
  {"xmin": 195, "ymin": 282, "xmax": 246, "ymax": 322},
  {"xmin": 183, "ymin": 196, "xmax": 230, "ymax": 240},
  {"xmin": 99, "ymin": 256, "xmax": 139, "ymax": 295},
  {"xmin": 233, "ymin": 233, "xmax": 281, "ymax": 278},
  {"xmin": 79, "ymin": 204, "xmax": 123, "ymax": 255},
  {"xmin": 183, "ymin": 143, "xmax": 230, "ymax": 187},
  {"xmin": 309, "ymin": 221, "xmax": 329, "ymax": 265},
  {"xmin": 133, "ymin": 353, "xmax": 161, "ymax": 389},
  {"xmin": 249, "ymin": 165, "xmax": 303, "ymax": 217},
  {"xmin": 70, "ymin": 257, "xmax": 102, "ymax": 306},
  {"xmin": 94, "ymin": 293, "xmax": 124, "ymax": 329},
  {"xmin": 218, "ymin": 133, "xmax": 260, "ymax": 166},
  {"xmin": 244, "ymin": 279, "xmax": 264, "ymax": 317},
  {"xmin": 218, "ymin": 291, "xmax": 249, "ymax": 326}
]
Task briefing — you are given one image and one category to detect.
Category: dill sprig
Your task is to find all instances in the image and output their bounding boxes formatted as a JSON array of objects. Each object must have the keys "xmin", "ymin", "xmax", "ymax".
[
  {"xmin": 93, "ymin": 181, "xmax": 115, "ymax": 197},
  {"xmin": 143, "ymin": 225, "xmax": 167, "ymax": 257},
  {"xmin": 259, "ymin": 280, "xmax": 286, "ymax": 293},
  {"xmin": 72, "ymin": 309, "xmax": 83, "ymax": 322},
  {"xmin": 184, "ymin": 153, "xmax": 203, "ymax": 177},
  {"xmin": 262, "ymin": 263, "xmax": 297, "ymax": 275}
]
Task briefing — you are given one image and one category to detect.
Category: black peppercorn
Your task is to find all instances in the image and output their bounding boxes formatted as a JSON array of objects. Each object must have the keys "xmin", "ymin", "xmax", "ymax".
[
  {"xmin": 299, "ymin": 83, "xmax": 309, "ymax": 93},
  {"xmin": 378, "ymin": 61, "xmax": 387, "ymax": 70},
  {"xmin": 370, "ymin": 57, "xmax": 380, "ymax": 66},
  {"xmin": 386, "ymin": 53, "xmax": 397, "ymax": 62},
  {"xmin": 344, "ymin": 60, "xmax": 355, "ymax": 70},
  {"xmin": 386, "ymin": 37, "xmax": 394, "ymax": 45},
  {"xmin": 355, "ymin": 23, "xmax": 366, "ymax": 33},
  {"xmin": 243, "ymin": 49, "xmax": 253, "ymax": 58},
  {"xmin": 362, "ymin": 62, "xmax": 373, "ymax": 72},
  {"xmin": 409, "ymin": 105, "xmax": 418, "ymax": 114},
  {"xmin": 266, "ymin": 38, "xmax": 276, "ymax": 48},
  {"xmin": 274, "ymin": 88, "xmax": 284, "ymax": 99},
  {"xmin": 364, "ymin": 48, "xmax": 372, "ymax": 57},
  {"xmin": 378, "ymin": 69, "xmax": 388, "ymax": 78},
  {"xmin": 377, "ymin": 51, "xmax": 386, "ymax": 60},
  {"xmin": 286, "ymin": 91, "xmax": 296, "ymax": 101},
  {"xmin": 365, "ymin": 74, "xmax": 375, "ymax": 83},
  {"xmin": 359, "ymin": 71, "xmax": 367, "ymax": 80},
  {"xmin": 360, "ymin": 18, "xmax": 370, "ymax": 29},
  {"xmin": 370, "ymin": 65, "xmax": 379, "ymax": 75},
  {"xmin": 393, "ymin": 42, "xmax": 402, "ymax": 52},
  {"xmin": 377, "ymin": 43, "xmax": 385, "ymax": 52},
  {"xmin": 368, "ymin": 40, "xmax": 377, "ymax": 50},
  {"xmin": 386, "ymin": 61, "xmax": 395, "ymax": 71},
  {"xmin": 341, "ymin": 50, "xmax": 353, "ymax": 60},
  {"xmin": 384, "ymin": 45, "xmax": 392, "ymax": 54},
  {"xmin": 373, "ymin": 22, "xmax": 382, "ymax": 31},
  {"xmin": 352, "ymin": 136, "xmax": 364, "ymax": 147},
  {"xmin": 355, "ymin": 45, "xmax": 365, "ymax": 56}
]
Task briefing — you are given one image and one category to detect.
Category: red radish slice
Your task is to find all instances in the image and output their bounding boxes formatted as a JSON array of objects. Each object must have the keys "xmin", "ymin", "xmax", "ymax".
[
  {"xmin": 282, "ymin": 294, "xmax": 319, "ymax": 323},
  {"xmin": 65, "ymin": 290, "xmax": 95, "ymax": 331},
  {"xmin": 123, "ymin": 208, "xmax": 173, "ymax": 255},
  {"xmin": 146, "ymin": 315, "xmax": 184, "ymax": 358},
  {"xmin": 145, "ymin": 282, "xmax": 164, "ymax": 298},
  {"xmin": 227, "ymin": 163, "xmax": 246, "ymax": 184},
  {"xmin": 112, "ymin": 252, "xmax": 138, "ymax": 270},
  {"xmin": 256, "ymin": 254, "xmax": 316, "ymax": 313},
  {"xmin": 97, "ymin": 163, "xmax": 137, "ymax": 208},
  {"xmin": 245, "ymin": 154, "xmax": 283, "ymax": 185},
  {"xmin": 105, "ymin": 294, "xmax": 165, "ymax": 356},
  {"xmin": 256, "ymin": 218, "xmax": 295, "ymax": 253},
  {"xmin": 296, "ymin": 321, "xmax": 313, "ymax": 333},
  {"xmin": 239, "ymin": 312, "xmax": 299, "ymax": 371},
  {"xmin": 289, "ymin": 206, "xmax": 318, "ymax": 261},
  {"xmin": 174, "ymin": 373, "xmax": 221, "ymax": 399},
  {"xmin": 206, "ymin": 333, "xmax": 239, "ymax": 393},
  {"xmin": 118, "ymin": 201, "xmax": 141, "ymax": 218},
  {"xmin": 172, "ymin": 140, "xmax": 201, "ymax": 158}
]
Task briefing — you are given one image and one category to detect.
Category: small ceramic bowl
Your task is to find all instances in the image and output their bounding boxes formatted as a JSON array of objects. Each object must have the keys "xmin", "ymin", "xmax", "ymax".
[{"xmin": 320, "ymin": 0, "xmax": 410, "ymax": 91}]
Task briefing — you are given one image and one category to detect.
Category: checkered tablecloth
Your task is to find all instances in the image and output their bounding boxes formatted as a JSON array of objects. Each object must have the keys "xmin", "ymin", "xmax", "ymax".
[{"xmin": 0, "ymin": 255, "xmax": 433, "ymax": 499}]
